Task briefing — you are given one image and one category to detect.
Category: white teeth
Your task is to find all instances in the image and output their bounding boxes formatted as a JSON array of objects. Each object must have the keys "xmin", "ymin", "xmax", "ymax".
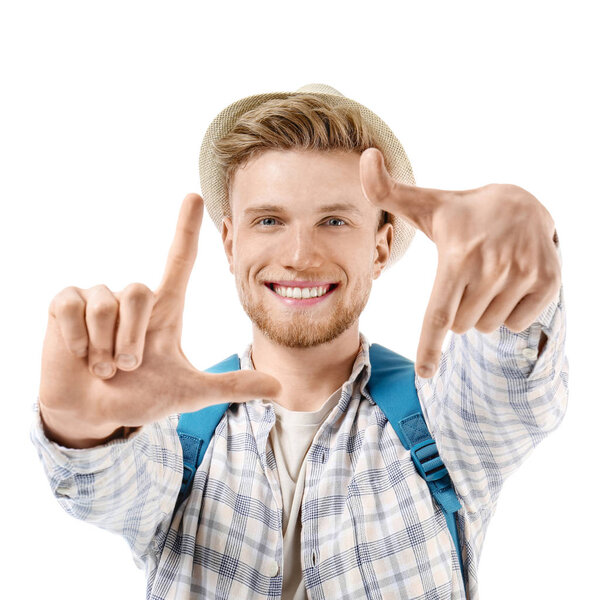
[{"xmin": 272, "ymin": 284, "xmax": 332, "ymax": 299}]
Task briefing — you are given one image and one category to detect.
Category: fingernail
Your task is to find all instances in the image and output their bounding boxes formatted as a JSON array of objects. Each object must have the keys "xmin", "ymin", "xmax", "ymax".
[
  {"xmin": 419, "ymin": 363, "xmax": 435, "ymax": 378},
  {"xmin": 93, "ymin": 362, "xmax": 114, "ymax": 377},
  {"xmin": 117, "ymin": 354, "xmax": 137, "ymax": 368}
]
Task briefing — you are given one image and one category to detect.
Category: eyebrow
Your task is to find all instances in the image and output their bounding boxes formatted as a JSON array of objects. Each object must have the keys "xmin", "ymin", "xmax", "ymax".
[{"xmin": 242, "ymin": 202, "xmax": 363, "ymax": 218}]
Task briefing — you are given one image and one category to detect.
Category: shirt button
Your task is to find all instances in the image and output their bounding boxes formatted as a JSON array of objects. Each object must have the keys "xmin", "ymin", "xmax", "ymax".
[
  {"xmin": 266, "ymin": 560, "xmax": 279, "ymax": 577},
  {"xmin": 522, "ymin": 347, "xmax": 538, "ymax": 360}
]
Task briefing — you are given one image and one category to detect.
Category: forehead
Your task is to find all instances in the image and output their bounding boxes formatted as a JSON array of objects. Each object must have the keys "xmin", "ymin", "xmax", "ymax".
[{"xmin": 229, "ymin": 149, "xmax": 375, "ymax": 218}]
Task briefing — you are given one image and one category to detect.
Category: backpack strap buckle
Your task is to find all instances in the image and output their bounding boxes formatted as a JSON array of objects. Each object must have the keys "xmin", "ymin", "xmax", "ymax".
[{"xmin": 410, "ymin": 438, "xmax": 449, "ymax": 482}]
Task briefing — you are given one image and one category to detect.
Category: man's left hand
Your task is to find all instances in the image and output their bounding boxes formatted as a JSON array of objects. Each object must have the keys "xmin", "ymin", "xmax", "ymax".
[{"xmin": 359, "ymin": 147, "xmax": 561, "ymax": 379}]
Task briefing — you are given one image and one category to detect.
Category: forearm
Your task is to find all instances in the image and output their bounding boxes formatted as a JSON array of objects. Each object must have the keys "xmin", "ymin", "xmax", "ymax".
[
  {"xmin": 415, "ymin": 281, "xmax": 568, "ymax": 515},
  {"xmin": 30, "ymin": 402, "xmax": 183, "ymax": 563}
]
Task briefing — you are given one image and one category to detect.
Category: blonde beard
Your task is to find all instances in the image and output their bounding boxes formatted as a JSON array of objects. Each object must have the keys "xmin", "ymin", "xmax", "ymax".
[{"xmin": 236, "ymin": 276, "xmax": 372, "ymax": 349}]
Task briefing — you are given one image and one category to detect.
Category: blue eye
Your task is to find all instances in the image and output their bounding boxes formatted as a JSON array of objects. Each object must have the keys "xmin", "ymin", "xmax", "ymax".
[
  {"xmin": 258, "ymin": 217, "xmax": 279, "ymax": 226},
  {"xmin": 256, "ymin": 217, "xmax": 346, "ymax": 227}
]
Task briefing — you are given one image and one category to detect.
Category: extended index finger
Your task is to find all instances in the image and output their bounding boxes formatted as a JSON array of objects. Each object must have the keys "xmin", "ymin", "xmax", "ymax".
[
  {"xmin": 156, "ymin": 193, "xmax": 204, "ymax": 299},
  {"xmin": 416, "ymin": 261, "xmax": 466, "ymax": 378}
]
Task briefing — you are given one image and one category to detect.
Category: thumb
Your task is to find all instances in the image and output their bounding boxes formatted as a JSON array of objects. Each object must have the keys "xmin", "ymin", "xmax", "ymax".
[
  {"xmin": 359, "ymin": 148, "xmax": 396, "ymax": 208},
  {"xmin": 193, "ymin": 369, "xmax": 283, "ymax": 408},
  {"xmin": 228, "ymin": 370, "xmax": 283, "ymax": 403},
  {"xmin": 360, "ymin": 147, "xmax": 442, "ymax": 236}
]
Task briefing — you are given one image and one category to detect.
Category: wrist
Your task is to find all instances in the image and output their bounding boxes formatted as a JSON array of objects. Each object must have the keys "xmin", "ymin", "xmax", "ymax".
[{"xmin": 38, "ymin": 401, "xmax": 122, "ymax": 449}]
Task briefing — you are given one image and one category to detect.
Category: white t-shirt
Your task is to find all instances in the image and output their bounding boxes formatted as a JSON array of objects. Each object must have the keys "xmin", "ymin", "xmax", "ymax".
[{"xmin": 269, "ymin": 387, "xmax": 343, "ymax": 600}]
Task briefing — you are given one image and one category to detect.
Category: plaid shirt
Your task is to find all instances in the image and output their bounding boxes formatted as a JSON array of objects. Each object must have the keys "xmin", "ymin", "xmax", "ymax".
[{"xmin": 30, "ymin": 270, "xmax": 568, "ymax": 600}]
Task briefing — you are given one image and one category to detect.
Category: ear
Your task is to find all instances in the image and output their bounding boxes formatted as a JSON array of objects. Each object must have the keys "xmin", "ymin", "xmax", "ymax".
[
  {"xmin": 373, "ymin": 222, "xmax": 393, "ymax": 279},
  {"xmin": 221, "ymin": 216, "xmax": 234, "ymax": 275}
]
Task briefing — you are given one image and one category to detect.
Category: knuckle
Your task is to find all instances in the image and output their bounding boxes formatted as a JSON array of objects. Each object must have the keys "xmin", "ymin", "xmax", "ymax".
[
  {"xmin": 451, "ymin": 323, "xmax": 468, "ymax": 335},
  {"xmin": 430, "ymin": 309, "xmax": 451, "ymax": 329},
  {"xmin": 88, "ymin": 300, "xmax": 118, "ymax": 319},
  {"xmin": 121, "ymin": 282, "xmax": 154, "ymax": 303},
  {"xmin": 508, "ymin": 321, "xmax": 526, "ymax": 333},
  {"xmin": 88, "ymin": 345, "xmax": 113, "ymax": 357},
  {"xmin": 53, "ymin": 297, "xmax": 84, "ymax": 318},
  {"xmin": 54, "ymin": 285, "xmax": 75, "ymax": 297},
  {"xmin": 505, "ymin": 319, "xmax": 525, "ymax": 333},
  {"xmin": 475, "ymin": 320, "xmax": 497, "ymax": 334},
  {"xmin": 88, "ymin": 283, "xmax": 111, "ymax": 294},
  {"xmin": 87, "ymin": 284, "xmax": 114, "ymax": 300},
  {"xmin": 67, "ymin": 336, "xmax": 89, "ymax": 354},
  {"xmin": 50, "ymin": 287, "xmax": 83, "ymax": 316},
  {"xmin": 56, "ymin": 285, "xmax": 80, "ymax": 297},
  {"xmin": 483, "ymin": 259, "xmax": 510, "ymax": 280},
  {"xmin": 420, "ymin": 349, "xmax": 439, "ymax": 365},
  {"xmin": 512, "ymin": 260, "xmax": 534, "ymax": 279},
  {"xmin": 169, "ymin": 251, "xmax": 192, "ymax": 270},
  {"xmin": 514, "ymin": 259, "xmax": 539, "ymax": 282},
  {"xmin": 226, "ymin": 373, "xmax": 244, "ymax": 398}
]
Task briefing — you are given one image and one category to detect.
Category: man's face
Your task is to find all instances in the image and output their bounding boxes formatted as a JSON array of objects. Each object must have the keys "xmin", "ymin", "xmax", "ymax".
[{"xmin": 221, "ymin": 149, "xmax": 393, "ymax": 348}]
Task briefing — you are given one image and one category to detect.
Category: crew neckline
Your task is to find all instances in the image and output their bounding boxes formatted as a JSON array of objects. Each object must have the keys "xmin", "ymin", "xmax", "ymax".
[{"xmin": 270, "ymin": 385, "xmax": 343, "ymax": 426}]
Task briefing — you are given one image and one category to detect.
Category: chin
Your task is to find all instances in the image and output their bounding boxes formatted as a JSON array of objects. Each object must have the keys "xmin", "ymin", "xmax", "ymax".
[
  {"xmin": 246, "ymin": 296, "xmax": 365, "ymax": 349},
  {"xmin": 236, "ymin": 272, "xmax": 372, "ymax": 348}
]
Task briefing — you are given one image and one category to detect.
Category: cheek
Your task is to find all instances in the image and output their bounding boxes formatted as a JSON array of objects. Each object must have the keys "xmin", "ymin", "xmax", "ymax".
[
  {"xmin": 232, "ymin": 242, "xmax": 267, "ymax": 279},
  {"xmin": 346, "ymin": 239, "xmax": 376, "ymax": 266},
  {"xmin": 349, "ymin": 255, "xmax": 378, "ymax": 288}
]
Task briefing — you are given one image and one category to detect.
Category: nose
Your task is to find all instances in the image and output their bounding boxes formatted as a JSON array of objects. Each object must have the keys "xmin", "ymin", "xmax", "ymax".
[{"xmin": 279, "ymin": 225, "xmax": 325, "ymax": 272}]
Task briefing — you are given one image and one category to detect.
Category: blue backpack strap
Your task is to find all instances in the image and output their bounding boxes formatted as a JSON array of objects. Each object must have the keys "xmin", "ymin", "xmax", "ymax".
[
  {"xmin": 367, "ymin": 343, "xmax": 467, "ymax": 589},
  {"xmin": 175, "ymin": 353, "xmax": 240, "ymax": 510}
]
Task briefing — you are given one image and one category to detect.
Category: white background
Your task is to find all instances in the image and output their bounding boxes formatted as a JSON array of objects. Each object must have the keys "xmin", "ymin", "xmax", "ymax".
[{"xmin": 1, "ymin": 1, "xmax": 597, "ymax": 598}]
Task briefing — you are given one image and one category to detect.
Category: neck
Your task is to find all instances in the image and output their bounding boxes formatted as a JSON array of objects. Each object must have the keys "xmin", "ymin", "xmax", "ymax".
[{"xmin": 250, "ymin": 323, "xmax": 362, "ymax": 412}]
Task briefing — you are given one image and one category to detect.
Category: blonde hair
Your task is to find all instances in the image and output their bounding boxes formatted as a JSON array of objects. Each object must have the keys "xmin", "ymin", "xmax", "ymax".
[{"xmin": 212, "ymin": 94, "xmax": 389, "ymax": 229}]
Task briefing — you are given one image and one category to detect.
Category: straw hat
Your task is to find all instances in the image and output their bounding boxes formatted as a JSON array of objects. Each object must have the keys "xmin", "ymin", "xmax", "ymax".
[{"xmin": 198, "ymin": 83, "xmax": 417, "ymax": 268}]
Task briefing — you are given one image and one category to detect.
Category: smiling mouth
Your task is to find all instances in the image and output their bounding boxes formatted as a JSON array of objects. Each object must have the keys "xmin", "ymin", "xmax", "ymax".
[{"xmin": 265, "ymin": 282, "xmax": 339, "ymax": 300}]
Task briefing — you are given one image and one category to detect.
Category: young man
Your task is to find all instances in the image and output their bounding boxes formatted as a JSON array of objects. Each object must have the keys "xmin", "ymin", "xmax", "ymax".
[{"xmin": 31, "ymin": 84, "xmax": 568, "ymax": 600}]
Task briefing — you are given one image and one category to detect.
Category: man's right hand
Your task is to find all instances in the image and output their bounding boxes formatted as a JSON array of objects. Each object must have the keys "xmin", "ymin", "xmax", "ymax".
[{"xmin": 38, "ymin": 193, "xmax": 282, "ymax": 449}]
